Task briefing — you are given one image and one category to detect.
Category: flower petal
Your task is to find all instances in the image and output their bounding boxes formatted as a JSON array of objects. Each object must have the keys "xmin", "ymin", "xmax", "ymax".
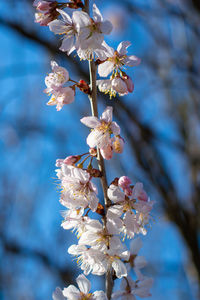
[
  {"xmin": 117, "ymin": 41, "xmax": 131, "ymax": 55},
  {"xmin": 60, "ymin": 36, "xmax": 75, "ymax": 54},
  {"xmin": 107, "ymin": 184, "xmax": 125, "ymax": 203},
  {"xmin": 63, "ymin": 285, "xmax": 80, "ymax": 298},
  {"xmin": 49, "ymin": 20, "xmax": 68, "ymax": 34},
  {"xmin": 112, "ymin": 259, "xmax": 127, "ymax": 278},
  {"xmin": 98, "ymin": 61, "xmax": 115, "ymax": 77},
  {"xmin": 52, "ymin": 287, "xmax": 66, "ymax": 300},
  {"xmin": 57, "ymin": 9, "xmax": 72, "ymax": 24},
  {"xmin": 80, "ymin": 116, "xmax": 100, "ymax": 128},
  {"xmin": 92, "ymin": 4, "xmax": 103, "ymax": 22},
  {"xmin": 93, "ymin": 291, "xmax": 107, "ymax": 300},
  {"xmin": 124, "ymin": 55, "xmax": 141, "ymax": 67},
  {"xmin": 73, "ymin": 11, "xmax": 91, "ymax": 31},
  {"xmin": 76, "ymin": 274, "xmax": 91, "ymax": 294},
  {"xmin": 111, "ymin": 121, "xmax": 120, "ymax": 135},
  {"xmin": 100, "ymin": 20, "xmax": 113, "ymax": 35},
  {"xmin": 101, "ymin": 106, "xmax": 113, "ymax": 122}
]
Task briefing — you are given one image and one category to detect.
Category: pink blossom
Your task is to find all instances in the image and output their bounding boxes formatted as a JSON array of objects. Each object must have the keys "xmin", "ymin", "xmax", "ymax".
[
  {"xmin": 34, "ymin": 1, "xmax": 58, "ymax": 26},
  {"xmin": 46, "ymin": 86, "xmax": 75, "ymax": 111},
  {"xmin": 100, "ymin": 143, "xmax": 113, "ymax": 160}
]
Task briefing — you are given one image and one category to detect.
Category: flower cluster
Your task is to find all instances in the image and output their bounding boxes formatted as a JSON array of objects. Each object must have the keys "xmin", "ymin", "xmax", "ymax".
[
  {"xmin": 48, "ymin": 4, "xmax": 112, "ymax": 58},
  {"xmin": 33, "ymin": 1, "xmax": 154, "ymax": 299},
  {"xmin": 44, "ymin": 61, "xmax": 91, "ymax": 110},
  {"xmin": 34, "ymin": 1, "xmax": 140, "ymax": 104},
  {"xmin": 56, "ymin": 152, "xmax": 154, "ymax": 283}
]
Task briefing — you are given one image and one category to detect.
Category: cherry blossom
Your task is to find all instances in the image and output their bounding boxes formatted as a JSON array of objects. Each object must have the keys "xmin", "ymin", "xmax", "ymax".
[
  {"xmin": 111, "ymin": 276, "xmax": 153, "ymax": 300},
  {"xmin": 49, "ymin": 9, "xmax": 77, "ymax": 54},
  {"xmin": 74, "ymin": 4, "xmax": 112, "ymax": 51},
  {"xmin": 34, "ymin": 0, "xmax": 59, "ymax": 26},
  {"xmin": 46, "ymin": 86, "xmax": 75, "ymax": 111},
  {"xmin": 107, "ymin": 180, "xmax": 154, "ymax": 238},
  {"xmin": 44, "ymin": 61, "xmax": 75, "ymax": 110},
  {"xmin": 53, "ymin": 274, "xmax": 107, "ymax": 300},
  {"xmin": 68, "ymin": 244, "xmax": 107, "ymax": 276},
  {"xmin": 97, "ymin": 76, "xmax": 134, "ymax": 98},
  {"xmin": 33, "ymin": 1, "xmax": 154, "ymax": 298},
  {"xmin": 57, "ymin": 164, "xmax": 99, "ymax": 211},
  {"xmin": 127, "ymin": 237, "xmax": 147, "ymax": 279},
  {"xmin": 98, "ymin": 41, "xmax": 141, "ymax": 78},
  {"xmin": 80, "ymin": 106, "xmax": 121, "ymax": 151}
]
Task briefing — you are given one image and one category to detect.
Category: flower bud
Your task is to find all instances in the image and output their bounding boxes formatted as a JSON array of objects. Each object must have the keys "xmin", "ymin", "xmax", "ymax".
[
  {"xmin": 77, "ymin": 80, "xmax": 91, "ymax": 95},
  {"xmin": 124, "ymin": 75, "xmax": 134, "ymax": 93},
  {"xmin": 119, "ymin": 176, "xmax": 132, "ymax": 189},
  {"xmin": 112, "ymin": 77, "xmax": 128, "ymax": 95},
  {"xmin": 100, "ymin": 144, "xmax": 113, "ymax": 160},
  {"xmin": 63, "ymin": 155, "xmax": 81, "ymax": 165}
]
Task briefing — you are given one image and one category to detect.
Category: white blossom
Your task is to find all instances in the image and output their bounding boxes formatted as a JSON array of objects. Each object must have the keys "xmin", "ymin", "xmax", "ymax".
[
  {"xmin": 80, "ymin": 106, "xmax": 120, "ymax": 150},
  {"xmin": 111, "ymin": 276, "xmax": 153, "ymax": 300},
  {"xmin": 98, "ymin": 41, "xmax": 141, "ymax": 77},
  {"xmin": 74, "ymin": 4, "xmax": 112, "ymax": 51},
  {"xmin": 57, "ymin": 164, "xmax": 99, "ymax": 212},
  {"xmin": 61, "ymin": 208, "xmax": 102, "ymax": 237},
  {"xmin": 49, "ymin": 9, "xmax": 77, "ymax": 54},
  {"xmin": 68, "ymin": 244, "xmax": 107, "ymax": 276},
  {"xmin": 63, "ymin": 274, "xmax": 107, "ymax": 300}
]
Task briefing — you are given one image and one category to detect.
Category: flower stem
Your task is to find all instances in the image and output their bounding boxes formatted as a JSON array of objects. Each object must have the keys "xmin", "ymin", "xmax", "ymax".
[{"xmin": 88, "ymin": 60, "xmax": 111, "ymax": 209}]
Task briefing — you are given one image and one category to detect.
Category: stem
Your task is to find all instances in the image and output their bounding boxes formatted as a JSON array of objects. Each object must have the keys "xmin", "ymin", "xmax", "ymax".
[
  {"xmin": 88, "ymin": 60, "xmax": 111, "ymax": 209},
  {"xmin": 84, "ymin": 1, "xmax": 113, "ymax": 298}
]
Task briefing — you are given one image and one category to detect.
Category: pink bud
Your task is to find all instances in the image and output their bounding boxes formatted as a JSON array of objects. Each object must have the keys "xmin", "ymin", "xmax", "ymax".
[
  {"xmin": 112, "ymin": 77, "xmax": 128, "ymax": 95},
  {"xmin": 118, "ymin": 176, "xmax": 132, "ymax": 190},
  {"xmin": 100, "ymin": 144, "xmax": 113, "ymax": 160},
  {"xmin": 124, "ymin": 76, "xmax": 134, "ymax": 93},
  {"xmin": 63, "ymin": 155, "xmax": 80, "ymax": 165},
  {"xmin": 37, "ymin": 1, "xmax": 53, "ymax": 11}
]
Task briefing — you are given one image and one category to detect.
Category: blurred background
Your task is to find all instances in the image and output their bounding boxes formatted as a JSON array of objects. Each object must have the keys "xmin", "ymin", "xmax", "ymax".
[{"xmin": 0, "ymin": 0, "xmax": 200, "ymax": 299}]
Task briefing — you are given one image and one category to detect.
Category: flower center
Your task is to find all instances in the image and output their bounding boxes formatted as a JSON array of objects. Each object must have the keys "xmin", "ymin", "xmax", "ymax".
[
  {"xmin": 97, "ymin": 121, "xmax": 111, "ymax": 133},
  {"xmin": 80, "ymin": 292, "xmax": 93, "ymax": 300}
]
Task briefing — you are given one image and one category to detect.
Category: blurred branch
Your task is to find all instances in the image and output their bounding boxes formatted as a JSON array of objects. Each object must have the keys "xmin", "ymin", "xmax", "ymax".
[{"xmin": 1, "ymin": 234, "xmax": 75, "ymax": 284}]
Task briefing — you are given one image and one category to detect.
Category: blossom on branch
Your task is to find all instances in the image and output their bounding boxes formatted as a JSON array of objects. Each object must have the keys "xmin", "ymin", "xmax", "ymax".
[
  {"xmin": 53, "ymin": 274, "xmax": 107, "ymax": 300},
  {"xmin": 107, "ymin": 178, "xmax": 154, "ymax": 238},
  {"xmin": 49, "ymin": 9, "xmax": 77, "ymax": 54},
  {"xmin": 33, "ymin": 0, "xmax": 59, "ymax": 26},
  {"xmin": 44, "ymin": 61, "xmax": 75, "ymax": 110},
  {"xmin": 56, "ymin": 163, "xmax": 99, "ymax": 212},
  {"xmin": 81, "ymin": 106, "xmax": 123, "ymax": 159},
  {"xmin": 98, "ymin": 41, "xmax": 141, "ymax": 77},
  {"xmin": 111, "ymin": 276, "xmax": 153, "ymax": 300}
]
